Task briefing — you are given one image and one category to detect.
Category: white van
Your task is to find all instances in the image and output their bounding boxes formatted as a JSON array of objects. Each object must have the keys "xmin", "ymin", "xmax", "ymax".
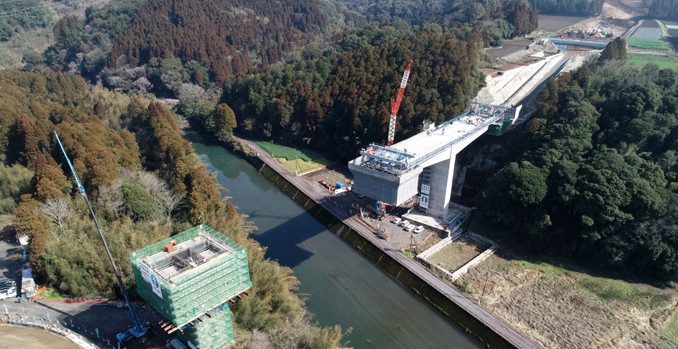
[{"xmin": 0, "ymin": 286, "xmax": 17, "ymax": 300}]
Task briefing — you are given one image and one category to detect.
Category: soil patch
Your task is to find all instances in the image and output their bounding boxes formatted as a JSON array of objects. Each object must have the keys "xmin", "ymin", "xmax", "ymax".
[
  {"xmin": 0, "ymin": 325, "xmax": 78, "ymax": 348},
  {"xmin": 601, "ymin": 0, "xmax": 647, "ymax": 19},
  {"xmin": 485, "ymin": 40, "xmax": 531, "ymax": 59}
]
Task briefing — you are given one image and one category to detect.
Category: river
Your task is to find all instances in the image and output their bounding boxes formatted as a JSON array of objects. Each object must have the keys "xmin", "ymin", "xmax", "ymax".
[{"xmin": 186, "ymin": 132, "xmax": 481, "ymax": 349}]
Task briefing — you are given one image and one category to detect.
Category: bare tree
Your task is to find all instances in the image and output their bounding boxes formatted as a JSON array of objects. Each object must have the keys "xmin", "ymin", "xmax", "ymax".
[
  {"xmin": 267, "ymin": 311, "xmax": 311, "ymax": 349},
  {"xmin": 157, "ymin": 188, "xmax": 184, "ymax": 224},
  {"xmin": 250, "ymin": 329, "xmax": 272, "ymax": 349},
  {"xmin": 97, "ymin": 178, "xmax": 124, "ymax": 218},
  {"xmin": 37, "ymin": 197, "xmax": 72, "ymax": 233}
]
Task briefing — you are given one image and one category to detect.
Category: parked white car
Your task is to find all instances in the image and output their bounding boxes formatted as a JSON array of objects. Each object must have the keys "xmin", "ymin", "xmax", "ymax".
[
  {"xmin": 405, "ymin": 224, "xmax": 416, "ymax": 232},
  {"xmin": 392, "ymin": 217, "xmax": 402, "ymax": 224},
  {"xmin": 0, "ymin": 285, "xmax": 17, "ymax": 300},
  {"xmin": 399, "ymin": 220, "xmax": 410, "ymax": 227},
  {"xmin": 413, "ymin": 225, "xmax": 424, "ymax": 234}
]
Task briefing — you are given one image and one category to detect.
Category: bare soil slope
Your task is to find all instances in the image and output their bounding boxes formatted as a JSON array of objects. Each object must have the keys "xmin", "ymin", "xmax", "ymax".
[{"xmin": 602, "ymin": 0, "xmax": 647, "ymax": 19}]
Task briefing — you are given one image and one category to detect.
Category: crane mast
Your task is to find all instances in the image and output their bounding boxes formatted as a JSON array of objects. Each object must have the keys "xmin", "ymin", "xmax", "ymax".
[
  {"xmin": 387, "ymin": 59, "xmax": 413, "ymax": 146},
  {"xmin": 54, "ymin": 131, "xmax": 150, "ymax": 343}
]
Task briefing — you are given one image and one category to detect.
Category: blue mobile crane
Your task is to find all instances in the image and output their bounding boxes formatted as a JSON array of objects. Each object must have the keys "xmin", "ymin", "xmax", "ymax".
[{"xmin": 55, "ymin": 131, "xmax": 152, "ymax": 343}]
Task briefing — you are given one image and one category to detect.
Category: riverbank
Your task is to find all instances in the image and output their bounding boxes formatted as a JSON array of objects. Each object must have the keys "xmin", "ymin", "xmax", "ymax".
[{"xmin": 227, "ymin": 136, "xmax": 538, "ymax": 349}]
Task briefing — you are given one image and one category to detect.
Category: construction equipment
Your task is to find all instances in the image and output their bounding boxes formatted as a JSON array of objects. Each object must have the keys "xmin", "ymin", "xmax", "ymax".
[
  {"xmin": 54, "ymin": 131, "xmax": 152, "ymax": 344},
  {"xmin": 387, "ymin": 59, "xmax": 413, "ymax": 146}
]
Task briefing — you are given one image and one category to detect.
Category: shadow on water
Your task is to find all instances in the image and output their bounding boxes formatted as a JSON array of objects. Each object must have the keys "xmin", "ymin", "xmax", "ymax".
[{"xmin": 253, "ymin": 212, "xmax": 323, "ymax": 268}]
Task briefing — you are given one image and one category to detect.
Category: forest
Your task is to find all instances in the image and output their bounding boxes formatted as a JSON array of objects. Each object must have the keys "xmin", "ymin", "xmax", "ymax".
[
  {"xmin": 0, "ymin": 0, "xmax": 53, "ymax": 41},
  {"xmin": 33, "ymin": 0, "xmax": 537, "ymax": 94},
  {"xmin": 210, "ymin": 30, "xmax": 486, "ymax": 159},
  {"xmin": 644, "ymin": 0, "xmax": 678, "ymax": 20},
  {"xmin": 0, "ymin": 70, "xmax": 343, "ymax": 347},
  {"xmin": 528, "ymin": 0, "xmax": 603, "ymax": 16},
  {"xmin": 476, "ymin": 55, "xmax": 678, "ymax": 280}
]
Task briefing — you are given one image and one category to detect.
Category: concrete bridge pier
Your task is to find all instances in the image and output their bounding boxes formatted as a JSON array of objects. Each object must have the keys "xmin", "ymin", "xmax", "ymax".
[{"xmin": 427, "ymin": 152, "xmax": 456, "ymax": 219}]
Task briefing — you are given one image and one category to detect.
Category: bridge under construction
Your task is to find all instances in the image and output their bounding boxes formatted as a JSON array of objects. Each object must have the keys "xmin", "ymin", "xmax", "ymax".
[{"xmin": 349, "ymin": 53, "xmax": 574, "ymax": 219}]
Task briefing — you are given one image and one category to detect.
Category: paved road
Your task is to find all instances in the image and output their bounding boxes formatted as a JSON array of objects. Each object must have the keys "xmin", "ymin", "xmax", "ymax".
[
  {"xmin": 1, "ymin": 232, "xmax": 167, "ymax": 348},
  {"xmin": 1, "ymin": 298, "xmax": 167, "ymax": 348},
  {"xmin": 242, "ymin": 140, "xmax": 541, "ymax": 349}
]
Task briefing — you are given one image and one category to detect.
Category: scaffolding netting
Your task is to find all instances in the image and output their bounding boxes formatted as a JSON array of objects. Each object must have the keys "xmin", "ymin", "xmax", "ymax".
[
  {"xmin": 178, "ymin": 304, "xmax": 235, "ymax": 349},
  {"xmin": 130, "ymin": 225, "xmax": 252, "ymax": 327}
]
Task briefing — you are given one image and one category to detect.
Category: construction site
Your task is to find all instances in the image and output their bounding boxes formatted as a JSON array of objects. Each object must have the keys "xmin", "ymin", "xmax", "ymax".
[
  {"xmin": 348, "ymin": 49, "xmax": 579, "ymax": 230},
  {"xmin": 130, "ymin": 225, "xmax": 252, "ymax": 349}
]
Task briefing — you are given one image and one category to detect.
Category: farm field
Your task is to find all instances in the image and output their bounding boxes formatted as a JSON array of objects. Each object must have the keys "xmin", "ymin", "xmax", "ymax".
[
  {"xmin": 665, "ymin": 21, "xmax": 678, "ymax": 49},
  {"xmin": 254, "ymin": 141, "xmax": 330, "ymax": 174},
  {"xmin": 626, "ymin": 37, "xmax": 671, "ymax": 50},
  {"xmin": 632, "ymin": 20, "xmax": 662, "ymax": 39},
  {"xmin": 632, "ymin": 27, "xmax": 662, "ymax": 39},
  {"xmin": 538, "ymin": 15, "xmax": 587, "ymax": 33},
  {"xmin": 426, "ymin": 238, "xmax": 486, "ymax": 273},
  {"xmin": 627, "ymin": 53, "xmax": 678, "ymax": 69}
]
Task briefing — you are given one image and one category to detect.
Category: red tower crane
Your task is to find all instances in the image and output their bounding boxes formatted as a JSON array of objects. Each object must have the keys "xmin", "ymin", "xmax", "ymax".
[{"xmin": 387, "ymin": 59, "xmax": 413, "ymax": 146}]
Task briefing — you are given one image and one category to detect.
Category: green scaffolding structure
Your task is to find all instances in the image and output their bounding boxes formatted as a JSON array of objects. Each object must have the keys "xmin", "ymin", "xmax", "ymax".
[
  {"xmin": 130, "ymin": 225, "xmax": 252, "ymax": 328},
  {"xmin": 178, "ymin": 304, "xmax": 235, "ymax": 349},
  {"xmin": 487, "ymin": 118, "xmax": 512, "ymax": 136}
]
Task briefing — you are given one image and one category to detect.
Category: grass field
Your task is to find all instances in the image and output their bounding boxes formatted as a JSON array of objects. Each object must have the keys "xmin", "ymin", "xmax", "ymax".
[
  {"xmin": 628, "ymin": 53, "xmax": 678, "ymax": 69},
  {"xmin": 455, "ymin": 253, "xmax": 678, "ymax": 348},
  {"xmin": 36, "ymin": 287, "xmax": 65, "ymax": 300},
  {"xmin": 664, "ymin": 311, "xmax": 678, "ymax": 346},
  {"xmin": 625, "ymin": 37, "xmax": 672, "ymax": 51},
  {"xmin": 254, "ymin": 141, "xmax": 330, "ymax": 174}
]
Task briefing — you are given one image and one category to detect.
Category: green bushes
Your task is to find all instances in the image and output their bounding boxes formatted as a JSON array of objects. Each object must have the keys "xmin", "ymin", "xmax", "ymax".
[
  {"xmin": 122, "ymin": 181, "xmax": 163, "ymax": 221},
  {"xmin": 0, "ymin": 164, "xmax": 33, "ymax": 213}
]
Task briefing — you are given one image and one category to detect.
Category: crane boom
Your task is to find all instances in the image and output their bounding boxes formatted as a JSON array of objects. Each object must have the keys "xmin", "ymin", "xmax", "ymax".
[
  {"xmin": 387, "ymin": 59, "xmax": 413, "ymax": 146},
  {"xmin": 54, "ymin": 131, "xmax": 150, "ymax": 342}
]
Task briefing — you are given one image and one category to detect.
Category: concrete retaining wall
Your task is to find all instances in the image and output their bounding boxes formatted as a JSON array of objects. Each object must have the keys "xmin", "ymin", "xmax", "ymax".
[
  {"xmin": 416, "ymin": 230, "xmax": 499, "ymax": 283},
  {"xmin": 505, "ymin": 55, "xmax": 571, "ymax": 107},
  {"xmin": 450, "ymin": 244, "xmax": 498, "ymax": 282},
  {"xmin": 417, "ymin": 236, "xmax": 453, "ymax": 260}
]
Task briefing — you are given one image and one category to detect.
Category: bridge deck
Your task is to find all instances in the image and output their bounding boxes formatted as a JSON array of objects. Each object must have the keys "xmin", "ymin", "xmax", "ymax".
[{"xmin": 356, "ymin": 103, "xmax": 516, "ymax": 174}]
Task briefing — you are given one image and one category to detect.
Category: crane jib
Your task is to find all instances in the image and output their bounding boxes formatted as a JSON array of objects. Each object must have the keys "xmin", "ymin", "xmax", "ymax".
[{"xmin": 400, "ymin": 71, "xmax": 410, "ymax": 87}]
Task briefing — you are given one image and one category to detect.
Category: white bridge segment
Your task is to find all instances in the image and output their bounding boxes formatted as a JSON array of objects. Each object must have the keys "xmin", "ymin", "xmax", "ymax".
[
  {"xmin": 350, "ymin": 54, "xmax": 569, "ymax": 217},
  {"xmin": 349, "ymin": 104, "xmax": 520, "ymax": 214}
]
